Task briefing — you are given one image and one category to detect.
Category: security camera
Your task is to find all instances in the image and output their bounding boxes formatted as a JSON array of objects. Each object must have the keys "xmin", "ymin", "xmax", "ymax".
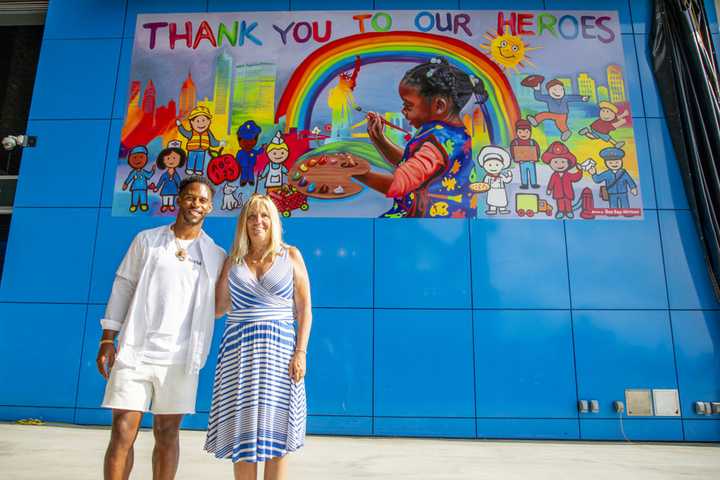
[{"xmin": 2, "ymin": 135, "xmax": 37, "ymax": 151}]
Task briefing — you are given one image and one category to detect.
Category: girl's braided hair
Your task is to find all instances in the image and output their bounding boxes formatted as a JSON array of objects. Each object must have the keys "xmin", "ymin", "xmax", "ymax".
[{"xmin": 401, "ymin": 57, "xmax": 489, "ymax": 114}]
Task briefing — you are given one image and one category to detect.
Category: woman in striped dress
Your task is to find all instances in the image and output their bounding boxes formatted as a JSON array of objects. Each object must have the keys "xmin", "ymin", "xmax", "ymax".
[{"xmin": 206, "ymin": 194, "xmax": 312, "ymax": 479}]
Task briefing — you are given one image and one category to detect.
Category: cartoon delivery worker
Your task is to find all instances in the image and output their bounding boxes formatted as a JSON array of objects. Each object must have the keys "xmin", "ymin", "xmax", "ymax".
[
  {"xmin": 542, "ymin": 141, "xmax": 583, "ymax": 219},
  {"xmin": 477, "ymin": 146, "xmax": 513, "ymax": 215},
  {"xmin": 588, "ymin": 147, "xmax": 638, "ymax": 210},
  {"xmin": 526, "ymin": 78, "xmax": 588, "ymax": 142},
  {"xmin": 154, "ymin": 140, "xmax": 186, "ymax": 213},
  {"xmin": 122, "ymin": 145, "xmax": 155, "ymax": 213},
  {"xmin": 510, "ymin": 119, "xmax": 541, "ymax": 189},
  {"xmin": 578, "ymin": 101, "xmax": 629, "ymax": 148},
  {"xmin": 176, "ymin": 105, "xmax": 223, "ymax": 176},
  {"xmin": 236, "ymin": 120, "xmax": 262, "ymax": 187},
  {"xmin": 258, "ymin": 131, "xmax": 289, "ymax": 193}
]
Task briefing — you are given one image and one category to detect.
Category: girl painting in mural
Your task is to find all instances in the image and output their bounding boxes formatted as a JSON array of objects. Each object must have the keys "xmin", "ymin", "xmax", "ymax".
[
  {"xmin": 154, "ymin": 140, "xmax": 186, "ymax": 213},
  {"xmin": 353, "ymin": 57, "xmax": 488, "ymax": 218}
]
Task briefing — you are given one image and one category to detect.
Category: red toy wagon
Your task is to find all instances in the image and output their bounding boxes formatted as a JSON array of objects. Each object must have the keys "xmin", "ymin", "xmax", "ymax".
[{"xmin": 268, "ymin": 186, "xmax": 309, "ymax": 217}]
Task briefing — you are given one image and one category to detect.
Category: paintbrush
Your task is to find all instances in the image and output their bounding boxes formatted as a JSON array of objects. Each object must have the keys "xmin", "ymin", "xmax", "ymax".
[{"xmin": 355, "ymin": 106, "xmax": 413, "ymax": 140}]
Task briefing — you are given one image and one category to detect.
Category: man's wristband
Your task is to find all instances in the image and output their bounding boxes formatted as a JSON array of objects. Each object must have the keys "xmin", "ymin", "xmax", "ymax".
[
  {"xmin": 295, "ymin": 349, "xmax": 306, "ymax": 354},
  {"xmin": 99, "ymin": 339, "xmax": 115, "ymax": 346}
]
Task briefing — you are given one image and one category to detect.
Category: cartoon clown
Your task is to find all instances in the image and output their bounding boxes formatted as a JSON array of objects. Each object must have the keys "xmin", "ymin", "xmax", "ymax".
[
  {"xmin": 122, "ymin": 145, "xmax": 155, "ymax": 213},
  {"xmin": 235, "ymin": 120, "xmax": 262, "ymax": 186},
  {"xmin": 477, "ymin": 146, "xmax": 513, "ymax": 215},
  {"xmin": 176, "ymin": 105, "xmax": 223, "ymax": 176},
  {"xmin": 258, "ymin": 131, "xmax": 289, "ymax": 193},
  {"xmin": 542, "ymin": 141, "xmax": 583, "ymax": 219}
]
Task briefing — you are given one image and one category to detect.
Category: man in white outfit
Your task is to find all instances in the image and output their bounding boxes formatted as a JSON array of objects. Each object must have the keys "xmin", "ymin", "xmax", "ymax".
[{"xmin": 96, "ymin": 176, "xmax": 225, "ymax": 480}]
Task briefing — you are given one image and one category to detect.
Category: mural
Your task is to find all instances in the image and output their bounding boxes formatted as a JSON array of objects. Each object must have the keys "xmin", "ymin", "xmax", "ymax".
[{"xmin": 113, "ymin": 10, "xmax": 643, "ymax": 219}]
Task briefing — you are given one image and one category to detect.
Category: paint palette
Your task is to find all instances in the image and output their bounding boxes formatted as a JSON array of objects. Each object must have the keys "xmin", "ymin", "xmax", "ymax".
[{"xmin": 288, "ymin": 152, "xmax": 370, "ymax": 199}]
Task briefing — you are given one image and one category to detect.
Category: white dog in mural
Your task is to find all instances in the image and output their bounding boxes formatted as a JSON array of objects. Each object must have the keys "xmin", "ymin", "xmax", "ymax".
[{"xmin": 221, "ymin": 183, "xmax": 242, "ymax": 210}]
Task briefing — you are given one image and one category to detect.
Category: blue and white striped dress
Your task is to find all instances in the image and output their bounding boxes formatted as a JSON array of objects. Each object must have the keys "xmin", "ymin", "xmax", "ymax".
[{"xmin": 205, "ymin": 248, "xmax": 306, "ymax": 463}]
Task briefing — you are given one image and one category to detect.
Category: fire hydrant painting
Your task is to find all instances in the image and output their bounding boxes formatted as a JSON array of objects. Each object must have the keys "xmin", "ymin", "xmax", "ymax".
[{"xmin": 112, "ymin": 10, "xmax": 644, "ymax": 219}]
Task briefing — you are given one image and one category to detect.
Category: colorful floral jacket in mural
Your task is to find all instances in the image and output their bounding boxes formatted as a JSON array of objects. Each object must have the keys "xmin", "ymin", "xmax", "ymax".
[{"xmin": 382, "ymin": 121, "xmax": 475, "ymax": 219}]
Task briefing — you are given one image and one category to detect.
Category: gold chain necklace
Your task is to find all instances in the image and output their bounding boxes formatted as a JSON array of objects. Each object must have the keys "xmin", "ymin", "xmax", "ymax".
[{"xmin": 172, "ymin": 226, "xmax": 195, "ymax": 262}]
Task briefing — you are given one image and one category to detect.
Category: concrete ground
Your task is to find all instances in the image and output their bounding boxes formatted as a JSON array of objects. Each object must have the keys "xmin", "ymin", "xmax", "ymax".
[{"xmin": 0, "ymin": 423, "xmax": 718, "ymax": 479}]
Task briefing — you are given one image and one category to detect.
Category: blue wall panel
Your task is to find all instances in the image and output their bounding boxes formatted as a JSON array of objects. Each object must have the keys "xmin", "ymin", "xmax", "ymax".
[
  {"xmin": 284, "ymin": 219, "xmax": 373, "ymax": 308},
  {"xmin": 44, "ymin": 0, "xmax": 126, "ymax": 39},
  {"xmin": 477, "ymin": 419, "xmax": 579, "ymax": 440},
  {"xmin": 0, "ymin": 303, "xmax": 85, "ymax": 407},
  {"xmin": 630, "ymin": 118, "xmax": 656, "ymax": 209},
  {"xmin": 375, "ymin": 220, "xmax": 471, "ymax": 309},
  {"xmin": 101, "ymin": 120, "xmax": 125, "ymax": 207},
  {"xmin": 0, "ymin": 406, "xmax": 76, "ymax": 424},
  {"xmin": 209, "ymin": 0, "xmax": 290, "ymax": 11},
  {"xmin": 633, "ymin": 34, "xmax": 663, "ymax": 117},
  {"xmin": 580, "ymin": 418, "xmax": 683, "ymax": 441},
  {"xmin": 308, "ymin": 416, "xmax": 373, "ymax": 435},
  {"xmin": 375, "ymin": 309, "xmax": 475, "ymax": 417},
  {"xmin": 305, "ymin": 309, "xmax": 373, "ymax": 416},
  {"xmin": 76, "ymin": 305, "xmax": 109, "ymax": 409},
  {"xmin": 647, "ymin": 118, "xmax": 689, "ymax": 210},
  {"xmin": 0, "ymin": 208, "xmax": 98, "ymax": 303},
  {"xmin": 374, "ymin": 417, "xmax": 475, "ymax": 438},
  {"xmin": 112, "ymin": 37, "xmax": 135, "ymax": 120},
  {"xmin": 622, "ymin": 33, "xmax": 646, "ymax": 120},
  {"xmin": 88, "ymin": 209, "xmax": 165, "ymax": 303},
  {"xmin": 574, "ymin": 310, "xmax": 678, "ymax": 419},
  {"xmin": 683, "ymin": 420, "xmax": 720, "ymax": 442},
  {"xmin": 671, "ymin": 311, "xmax": 720, "ymax": 421},
  {"xmin": 660, "ymin": 211, "xmax": 720, "ymax": 310},
  {"xmin": 375, "ymin": 0, "xmax": 460, "ymax": 9},
  {"xmin": 470, "ymin": 221, "xmax": 570, "ymax": 309},
  {"xmin": 290, "ymin": 0, "xmax": 373, "ymax": 10},
  {"xmin": 460, "ymin": 0, "xmax": 544, "ymax": 9},
  {"xmin": 29, "ymin": 39, "xmax": 121, "ymax": 120},
  {"xmin": 15, "ymin": 120, "xmax": 110, "ymax": 208},
  {"xmin": 566, "ymin": 212, "xmax": 668, "ymax": 310},
  {"xmin": 44, "ymin": 0, "xmax": 127, "ymax": 39},
  {"xmin": 474, "ymin": 310, "xmax": 577, "ymax": 418}
]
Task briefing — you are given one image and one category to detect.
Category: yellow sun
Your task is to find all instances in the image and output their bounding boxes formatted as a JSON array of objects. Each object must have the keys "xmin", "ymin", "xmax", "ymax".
[{"xmin": 479, "ymin": 30, "xmax": 540, "ymax": 73}]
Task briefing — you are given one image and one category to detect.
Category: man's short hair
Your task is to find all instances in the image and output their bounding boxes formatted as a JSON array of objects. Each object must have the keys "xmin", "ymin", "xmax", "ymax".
[{"xmin": 178, "ymin": 175, "xmax": 216, "ymax": 198}]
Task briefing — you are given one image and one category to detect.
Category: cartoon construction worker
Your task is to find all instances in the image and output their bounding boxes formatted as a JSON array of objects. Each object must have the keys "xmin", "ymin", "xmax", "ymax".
[
  {"xmin": 236, "ymin": 120, "xmax": 262, "ymax": 187},
  {"xmin": 176, "ymin": 105, "xmax": 223, "ymax": 176},
  {"xmin": 510, "ymin": 119, "xmax": 541, "ymax": 189},
  {"xmin": 477, "ymin": 146, "xmax": 513, "ymax": 215},
  {"xmin": 588, "ymin": 147, "xmax": 638, "ymax": 210},
  {"xmin": 258, "ymin": 131, "xmax": 289, "ymax": 193},
  {"xmin": 579, "ymin": 101, "xmax": 629, "ymax": 148},
  {"xmin": 122, "ymin": 145, "xmax": 155, "ymax": 213},
  {"xmin": 542, "ymin": 141, "xmax": 583, "ymax": 219},
  {"xmin": 526, "ymin": 78, "xmax": 588, "ymax": 142}
]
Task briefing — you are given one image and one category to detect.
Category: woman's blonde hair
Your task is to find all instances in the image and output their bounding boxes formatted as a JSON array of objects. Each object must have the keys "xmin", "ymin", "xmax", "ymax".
[{"xmin": 229, "ymin": 194, "xmax": 285, "ymax": 264}]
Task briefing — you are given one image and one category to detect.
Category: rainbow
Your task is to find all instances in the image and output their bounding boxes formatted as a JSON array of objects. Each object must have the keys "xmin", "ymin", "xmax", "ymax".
[{"xmin": 275, "ymin": 31, "xmax": 521, "ymax": 145}]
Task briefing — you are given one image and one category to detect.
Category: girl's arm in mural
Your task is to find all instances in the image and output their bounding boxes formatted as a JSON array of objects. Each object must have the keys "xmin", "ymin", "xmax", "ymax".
[
  {"xmin": 353, "ymin": 171, "xmax": 393, "ymax": 195},
  {"xmin": 354, "ymin": 141, "xmax": 445, "ymax": 197},
  {"xmin": 367, "ymin": 112, "xmax": 403, "ymax": 166}
]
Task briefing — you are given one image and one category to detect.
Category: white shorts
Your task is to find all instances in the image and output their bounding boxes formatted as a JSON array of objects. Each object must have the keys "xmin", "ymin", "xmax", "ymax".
[{"xmin": 102, "ymin": 362, "xmax": 199, "ymax": 415}]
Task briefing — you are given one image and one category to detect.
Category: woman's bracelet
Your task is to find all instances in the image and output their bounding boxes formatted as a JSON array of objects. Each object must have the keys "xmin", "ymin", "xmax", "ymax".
[
  {"xmin": 99, "ymin": 339, "xmax": 115, "ymax": 346},
  {"xmin": 294, "ymin": 348, "xmax": 306, "ymax": 354}
]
